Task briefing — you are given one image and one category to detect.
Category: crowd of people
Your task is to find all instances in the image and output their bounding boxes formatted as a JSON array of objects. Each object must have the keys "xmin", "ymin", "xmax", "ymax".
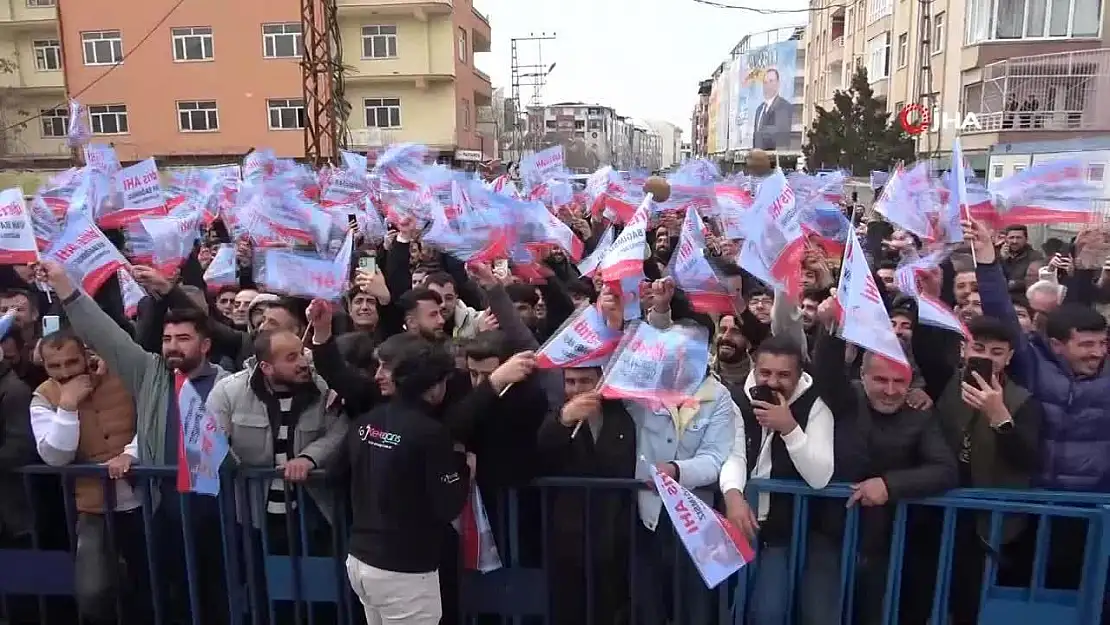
[{"xmin": 0, "ymin": 146, "xmax": 1106, "ymax": 625}]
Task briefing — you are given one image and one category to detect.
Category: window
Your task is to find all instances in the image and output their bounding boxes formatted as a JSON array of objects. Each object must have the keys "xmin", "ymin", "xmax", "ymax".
[
  {"xmin": 457, "ymin": 27, "xmax": 467, "ymax": 63},
  {"xmin": 364, "ymin": 97, "xmax": 401, "ymax": 128},
  {"xmin": 81, "ymin": 30, "xmax": 123, "ymax": 66},
  {"xmin": 172, "ymin": 27, "xmax": 213, "ymax": 62},
  {"xmin": 1088, "ymin": 163, "xmax": 1106, "ymax": 182},
  {"xmin": 361, "ymin": 25, "xmax": 398, "ymax": 59},
  {"xmin": 88, "ymin": 104, "xmax": 128, "ymax": 134},
  {"xmin": 545, "ymin": 120, "xmax": 556, "ymax": 129},
  {"xmin": 177, "ymin": 101, "xmax": 218, "ymax": 132},
  {"xmin": 462, "ymin": 98, "xmax": 470, "ymax": 129},
  {"xmin": 966, "ymin": 0, "xmax": 1102, "ymax": 42},
  {"xmin": 1013, "ymin": 164, "xmax": 1027, "ymax": 174},
  {"xmin": 33, "ymin": 39, "xmax": 61, "ymax": 71},
  {"xmin": 867, "ymin": 32, "xmax": 890, "ymax": 79},
  {"xmin": 933, "ymin": 12, "xmax": 946, "ymax": 52},
  {"xmin": 267, "ymin": 99, "xmax": 305, "ymax": 130},
  {"xmin": 992, "ymin": 164, "xmax": 1005, "ymax": 178},
  {"xmin": 26, "ymin": 0, "xmax": 55, "ymax": 6},
  {"xmin": 847, "ymin": 7, "xmax": 854, "ymax": 30},
  {"xmin": 263, "ymin": 23, "xmax": 302, "ymax": 58},
  {"xmin": 40, "ymin": 107, "xmax": 66, "ymax": 137},
  {"xmin": 897, "ymin": 33, "xmax": 908, "ymax": 66}
]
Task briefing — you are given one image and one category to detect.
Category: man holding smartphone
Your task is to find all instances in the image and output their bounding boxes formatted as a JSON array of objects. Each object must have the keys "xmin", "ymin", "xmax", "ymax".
[{"xmin": 915, "ymin": 314, "xmax": 1043, "ymax": 624}]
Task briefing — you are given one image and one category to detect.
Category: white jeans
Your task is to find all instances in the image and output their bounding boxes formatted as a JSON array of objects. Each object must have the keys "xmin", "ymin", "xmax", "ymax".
[{"xmin": 345, "ymin": 554, "xmax": 442, "ymax": 625}]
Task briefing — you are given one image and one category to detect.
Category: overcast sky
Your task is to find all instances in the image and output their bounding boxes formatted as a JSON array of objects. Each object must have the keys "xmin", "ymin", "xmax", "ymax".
[{"xmin": 472, "ymin": 0, "xmax": 807, "ymax": 135}]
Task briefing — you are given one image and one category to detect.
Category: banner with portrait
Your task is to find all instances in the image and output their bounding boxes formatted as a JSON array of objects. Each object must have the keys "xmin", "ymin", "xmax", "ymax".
[{"xmin": 732, "ymin": 40, "xmax": 799, "ymax": 152}]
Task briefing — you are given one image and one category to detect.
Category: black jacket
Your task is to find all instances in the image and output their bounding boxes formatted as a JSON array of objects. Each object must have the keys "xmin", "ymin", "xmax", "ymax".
[
  {"xmin": 0, "ymin": 362, "xmax": 33, "ymax": 537},
  {"xmin": 346, "ymin": 397, "xmax": 470, "ymax": 573}
]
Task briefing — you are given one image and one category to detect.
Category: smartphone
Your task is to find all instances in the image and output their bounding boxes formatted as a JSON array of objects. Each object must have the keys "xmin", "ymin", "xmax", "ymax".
[
  {"xmin": 963, "ymin": 357, "xmax": 994, "ymax": 388},
  {"xmin": 358, "ymin": 255, "xmax": 377, "ymax": 275},
  {"xmin": 41, "ymin": 315, "xmax": 60, "ymax": 337},
  {"xmin": 750, "ymin": 385, "xmax": 777, "ymax": 404}
]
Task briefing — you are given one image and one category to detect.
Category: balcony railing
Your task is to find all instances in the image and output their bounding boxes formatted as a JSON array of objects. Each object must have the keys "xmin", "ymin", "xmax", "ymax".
[
  {"xmin": 347, "ymin": 127, "xmax": 399, "ymax": 147},
  {"xmin": 971, "ymin": 47, "xmax": 1110, "ymax": 133}
]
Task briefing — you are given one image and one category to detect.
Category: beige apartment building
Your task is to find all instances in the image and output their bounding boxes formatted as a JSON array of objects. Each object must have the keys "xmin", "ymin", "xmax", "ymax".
[
  {"xmin": 0, "ymin": 0, "xmax": 493, "ymax": 165},
  {"xmin": 803, "ymin": 0, "xmax": 1110, "ymax": 172}
]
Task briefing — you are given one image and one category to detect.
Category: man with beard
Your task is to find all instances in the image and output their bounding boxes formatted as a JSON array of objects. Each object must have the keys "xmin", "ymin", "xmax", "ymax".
[
  {"xmin": 31, "ymin": 331, "xmax": 149, "ymax": 624},
  {"xmin": 206, "ymin": 329, "xmax": 346, "ymax": 600},
  {"xmin": 41, "ymin": 260, "xmax": 233, "ymax": 624},
  {"xmin": 713, "ymin": 313, "xmax": 751, "ymax": 387},
  {"xmin": 399, "ymin": 287, "xmax": 447, "ymax": 341},
  {"xmin": 723, "ymin": 335, "xmax": 837, "ymax": 625}
]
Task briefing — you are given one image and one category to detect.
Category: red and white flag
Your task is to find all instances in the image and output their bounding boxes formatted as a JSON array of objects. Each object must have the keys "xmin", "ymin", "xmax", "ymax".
[
  {"xmin": 535, "ymin": 304, "xmax": 622, "ymax": 369},
  {"xmin": 836, "ymin": 234, "xmax": 909, "ymax": 372},
  {"xmin": 0, "ymin": 188, "xmax": 40, "ymax": 265},
  {"xmin": 645, "ymin": 459, "xmax": 754, "ymax": 588},
  {"xmin": 454, "ymin": 484, "xmax": 502, "ymax": 573},
  {"xmin": 598, "ymin": 196, "xmax": 650, "ymax": 283},
  {"xmin": 45, "ymin": 214, "xmax": 129, "ymax": 295}
]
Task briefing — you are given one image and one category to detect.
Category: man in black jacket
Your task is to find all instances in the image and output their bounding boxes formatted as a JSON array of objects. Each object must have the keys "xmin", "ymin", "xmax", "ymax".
[
  {"xmin": 537, "ymin": 365, "xmax": 636, "ymax": 625},
  {"xmin": 344, "ymin": 338, "xmax": 470, "ymax": 625},
  {"xmin": 812, "ymin": 298, "xmax": 958, "ymax": 625}
]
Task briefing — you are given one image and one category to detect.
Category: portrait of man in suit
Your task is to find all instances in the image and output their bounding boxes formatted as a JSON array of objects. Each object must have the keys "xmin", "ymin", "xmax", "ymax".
[{"xmin": 751, "ymin": 68, "xmax": 793, "ymax": 150}]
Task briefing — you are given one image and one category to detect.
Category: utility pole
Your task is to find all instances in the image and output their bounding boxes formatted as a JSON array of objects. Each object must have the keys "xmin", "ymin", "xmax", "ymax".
[
  {"xmin": 509, "ymin": 33, "xmax": 556, "ymax": 161},
  {"xmin": 301, "ymin": 0, "xmax": 346, "ymax": 167}
]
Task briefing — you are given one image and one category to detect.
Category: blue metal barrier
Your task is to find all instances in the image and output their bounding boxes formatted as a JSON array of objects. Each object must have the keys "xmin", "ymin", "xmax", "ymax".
[{"xmin": 1, "ymin": 466, "xmax": 1108, "ymax": 625}]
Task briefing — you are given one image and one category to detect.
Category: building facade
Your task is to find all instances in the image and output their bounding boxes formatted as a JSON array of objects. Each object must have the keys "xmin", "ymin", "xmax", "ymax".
[
  {"xmin": 0, "ymin": 0, "xmax": 493, "ymax": 164},
  {"xmin": 524, "ymin": 102, "xmax": 663, "ymax": 171},
  {"xmin": 803, "ymin": 0, "xmax": 1110, "ymax": 171},
  {"xmin": 703, "ymin": 25, "xmax": 807, "ymax": 166},
  {"xmin": 690, "ymin": 78, "xmax": 711, "ymax": 158},
  {"xmin": 645, "ymin": 118, "xmax": 684, "ymax": 169}
]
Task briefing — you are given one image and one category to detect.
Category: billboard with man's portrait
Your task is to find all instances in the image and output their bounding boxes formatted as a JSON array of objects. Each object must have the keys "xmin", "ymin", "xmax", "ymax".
[{"xmin": 730, "ymin": 40, "xmax": 799, "ymax": 152}]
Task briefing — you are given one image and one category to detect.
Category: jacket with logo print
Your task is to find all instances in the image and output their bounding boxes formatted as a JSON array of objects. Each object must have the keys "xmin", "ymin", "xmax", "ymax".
[{"xmin": 346, "ymin": 397, "xmax": 471, "ymax": 573}]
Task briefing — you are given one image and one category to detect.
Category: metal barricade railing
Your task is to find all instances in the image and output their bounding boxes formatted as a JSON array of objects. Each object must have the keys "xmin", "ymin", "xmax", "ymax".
[{"xmin": 1, "ymin": 466, "xmax": 1108, "ymax": 625}]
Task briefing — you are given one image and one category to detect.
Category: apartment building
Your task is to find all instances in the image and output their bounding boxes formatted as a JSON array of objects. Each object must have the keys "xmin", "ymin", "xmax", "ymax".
[
  {"xmin": 691, "ymin": 78, "xmax": 712, "ymax": 158},
  {"xmin": 0, "ymin": 0, "xmax": 65, "ymax": 160},
  {"xmin": 804, "ymin": 0, "xmax": 1110, "ymax": 172},
  {"xmin": 338, "ymin": 0, "xmax": 492, "ymax": 162},
  {"xmin": 525, "ymin": 102, "xmax": 664, "ymax": 172},
  {"xmin": 0, "ymin": 0, "xmax": 492, "ymax": 163},
  {"xmin": 705, "ymin": 25, "xmax": 807, "ymax": 164},
  {"xmin": 645, "ymin": 119, "xmax": 683, "ymax": 169}
]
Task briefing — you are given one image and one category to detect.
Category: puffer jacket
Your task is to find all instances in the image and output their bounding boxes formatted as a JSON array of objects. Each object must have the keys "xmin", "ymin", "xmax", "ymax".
[{"xmin": 977, "ymin": 259, "xmax": 1110, "ymax": 491}]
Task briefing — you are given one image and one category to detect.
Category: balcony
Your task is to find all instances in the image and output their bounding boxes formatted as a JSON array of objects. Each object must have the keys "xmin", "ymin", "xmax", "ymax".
[
  {"xmin": 828, "ymin": 37, "xmax": 844, "ymax": 64},
  {"xmin": 959, "ymin": 48, "xmax": 1110, "ymax": 149},
  {"xmin": 336, "ymin": 0, "xmax": 453, "ymax": 18},
  {"xmin": 347, "ymin": 127, "xmax": 400, "ymax": 148}
]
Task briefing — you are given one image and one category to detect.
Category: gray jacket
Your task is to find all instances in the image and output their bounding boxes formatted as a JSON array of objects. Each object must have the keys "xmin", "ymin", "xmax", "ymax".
[{"xmin": 206, "ymin": 365, "xmax": 347, "ymax": 527}]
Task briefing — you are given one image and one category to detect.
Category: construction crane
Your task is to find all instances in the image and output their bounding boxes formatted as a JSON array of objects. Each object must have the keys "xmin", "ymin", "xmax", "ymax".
[{"xmin": 300, "ymin": 0, "xmax": 347, "ymax": 167}]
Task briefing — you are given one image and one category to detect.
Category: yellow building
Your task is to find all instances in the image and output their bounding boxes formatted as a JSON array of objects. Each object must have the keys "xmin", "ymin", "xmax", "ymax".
[
  {"xmin": 337, "ymin": 0, "xmax": 493, "ymax": 161},
  {"xmin": 0, "ymin": 0, "xmax": 66, "ymax": 160}
]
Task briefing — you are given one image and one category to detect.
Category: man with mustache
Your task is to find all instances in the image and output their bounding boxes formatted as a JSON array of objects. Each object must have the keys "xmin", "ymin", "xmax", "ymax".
[
  {"xmin": 31, "ymin": 330, "xmax": 147, "ymax": 624},
  {"xmin": 713, "ymin": 313, "xmax": 751, "ymax": 387},
  {"xmin": 40, "ymin": 260, "xmax": 232, "ymax": 624}
]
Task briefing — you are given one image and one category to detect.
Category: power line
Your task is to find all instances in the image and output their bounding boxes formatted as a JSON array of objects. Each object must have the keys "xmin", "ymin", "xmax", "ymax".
[
  {"xmin": 0, "ymin": 0, "xmax": 189, "ymax": 136},
  {"xmin": 691, "ymin": 0, "xmax": 852, "ymax": 14}
]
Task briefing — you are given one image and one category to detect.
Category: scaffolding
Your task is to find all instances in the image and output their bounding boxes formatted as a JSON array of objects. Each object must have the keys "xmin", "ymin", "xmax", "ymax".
[
  {"xmin": 508, "ymin": 33, "xmax": 556, "ymax": 161},
  {"xmin": 300, "ymin": 0, "xmax": 348, "ymax": 167},
  {"xmin": 911, "ymin": 0, "xmax": 940, "ymax": 158},
  {"xmin": 973, "ymin": 48, "xmax": 1110, "ymax": 133}
]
